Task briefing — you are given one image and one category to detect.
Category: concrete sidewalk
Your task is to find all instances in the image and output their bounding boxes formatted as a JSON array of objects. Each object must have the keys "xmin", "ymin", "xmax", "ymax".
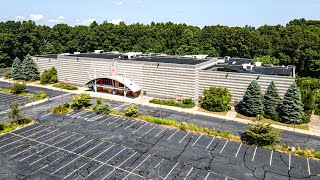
[{"xmin": 1, "ymin": 77, "xmax": 320, "ymax": 137}]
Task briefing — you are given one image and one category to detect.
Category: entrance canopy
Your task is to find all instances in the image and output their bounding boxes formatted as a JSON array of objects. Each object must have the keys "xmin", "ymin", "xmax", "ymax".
[{"xmin": 84, "ymin": 75, "xmax": 142, "ymax": 93}]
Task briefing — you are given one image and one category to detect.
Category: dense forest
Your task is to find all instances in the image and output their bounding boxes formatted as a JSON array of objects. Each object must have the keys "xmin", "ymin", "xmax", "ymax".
[{"xmin": 0, "ymin": 18, "xmax": 319, "ymax": 78}]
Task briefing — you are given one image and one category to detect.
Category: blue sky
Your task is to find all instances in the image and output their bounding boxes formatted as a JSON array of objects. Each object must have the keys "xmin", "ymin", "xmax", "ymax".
[{"xmin": 0, "ymin": 0, "xmax": 319, "ymax": 27}]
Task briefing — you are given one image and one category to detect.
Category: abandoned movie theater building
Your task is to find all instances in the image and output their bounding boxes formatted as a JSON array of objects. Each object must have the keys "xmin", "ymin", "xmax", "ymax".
[{"xmin": 34, "ymin": 51, "xmax": 296, "ymax": 103}]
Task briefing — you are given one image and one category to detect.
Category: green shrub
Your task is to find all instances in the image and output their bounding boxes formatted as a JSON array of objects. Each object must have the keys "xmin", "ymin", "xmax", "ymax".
[
  {"xmin": 0, "ymin": 122, "xmax": 13, "ymax": 133},
  {"xmin": 15, "ymin": 117, "xmax": 33, "ymax": 125},
  {"xmin": 4, "ymin": 71, "xmax": 11, "ymax": 79},
  {"xmin": 300, "ymin": 113, "xmax": 311, "ymax": 124},
  {"xmin": 141, "ymin": 116, "xmax": 180, "ymax": 127},
  {"xmin": 125, "ymin": 104, "xmax": 140, "ymax": 117},
  {"xmin": 40, "ymin": 67, "xmax": 58, "ymax": 84},
  {"xmin": 149, "ymin": 99, "xmax": 195, "ymax": 108},
  {"xmin": 243, "ymin": 122, "xmax": 281, "ymax": 147},
  {"xmin": 10, "ymin": 82, "xmax": 26, "ymax": 94},
  {"xmin": 50, "ymin": 104, "xmax": 70, "ymax": 114},
  {"xmin": 33, "ymin": 91, "xmax": 47, "ymax": 100},
  {"xmin": 96, "ymin": 97, "xmax": 103, "ymax": 105},
  {"xmin": 111, "ymin": 109, "xmax": 125, "ymax": 116},
  {"xmin": 200, "ymin": 86, "xmax": 231, "ymax": 112},
  {"xmin": 53, "ymin": 82, "xmax": 78, "ymax": 90},
  {"xmin": 7, "ymin": 102, "xmax": 23, "ymax": 122},
  {"xmin": 94, "ymin": 104, "xmax": 111, "ymax": 115},
  {"xmin": 183, "ymin": 98, "xmax": 194, "ymax": 105},
  {"xmin": 71, "ymin": 93, "xmax": 91, "ymax": 110}
]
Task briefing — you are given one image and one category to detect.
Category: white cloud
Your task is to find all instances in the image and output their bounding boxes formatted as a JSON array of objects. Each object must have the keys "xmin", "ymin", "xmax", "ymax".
[
  {"xmin": 48, "ymin": 16, "xmax": 65, "ymax": 24},
  {"xmin": 15, "ymin": 16, "xmax": 25, "ymax": 21},
  {"xmin": 113, "ymin": 1, "xmax": 124, "ymax": 6},
  {"xmin": 30, "ymin": 14, "xmax": 44, "ymax": 21},
  {"xmin": 110, "ymin": 19, "xmax": 124, "ymax": 25},
  {"xmin": 75, "ymin": 18, "xmax": 97, "ymax": 25}
]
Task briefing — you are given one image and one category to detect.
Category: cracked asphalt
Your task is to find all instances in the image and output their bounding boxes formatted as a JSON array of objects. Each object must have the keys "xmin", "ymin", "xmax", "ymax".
[{"xmin": 0, "ymin": 88, "xmax": 320, "ymax": 179}]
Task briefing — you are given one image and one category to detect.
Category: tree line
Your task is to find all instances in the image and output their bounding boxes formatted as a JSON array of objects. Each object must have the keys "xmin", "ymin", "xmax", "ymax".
[{"xmin": 0, "ymin": 18, "xmax": 320, "ymax": 77}]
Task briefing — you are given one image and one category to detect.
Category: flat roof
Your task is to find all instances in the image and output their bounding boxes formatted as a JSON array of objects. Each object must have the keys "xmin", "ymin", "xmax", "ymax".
[
  {"xmin": 58, "ymin": 53, "xmax": 210, "ymax": 65},
  {"xmin": 34, "ymin": 54, "xmax": 58, "ymax": 59}
]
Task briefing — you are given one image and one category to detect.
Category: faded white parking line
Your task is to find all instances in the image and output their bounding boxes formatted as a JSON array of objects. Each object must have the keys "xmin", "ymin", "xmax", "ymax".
[
  {"xmin": 155, "ymin": 128, "xmax": 166, "ymax": 137},
  {"xmin": 184, "ymin": 167, "xmax": 193, "ymax": 180},
  {"xmin": 307, "ymin": 158, "xmax": 311, "ymax": 175},
  {"xmin": 115, "ymin": 120, "xmax": 129, "ymax": 128},
  {"xmin": 1, "ymin": 127, "xmax": 50, "ymax": 149},
  {"xmin": 289, "ymin": 153, "xmax": 291, "ymax": 170},
  {"xmin": 87, "ymin": 150, "xmax": 136, "ymax": 179},
  {"xmin": 122, "ymin": 154, "xmax": 151, "ymax": 179},
  {"xmin": 64, "ymin": 145, "xmax": 116, "ymax": 179},
  {"xmin": 252, "ymin": 146, "xmax": 257, "ymax": 161},
  {"xmin": 29, "ymin": 136, "xmax": 84, "ymax": 165},
  {"xmin": 144, "ymin": 125, "xmax": 158, "ymax": 136},
  {"xmin": 192, "ymin": 135, "xmax": 202, "ymax": 146},
  {"xmin": 206, "ymin": 137, "xmax": 215, "ymax": 150},
  {"xmin": 179, "ymin": 132, "xmax": 190, "ymax": 143},
  {"xmin": 270, "ymin": 150, "xmax": 273, "ymax": 166},
  {"xmin": 154, "ymin": 159, "xmax": 164, "ymax": 169},
  {"xmin": 11, "ymin": 130, "xmax": 63, "ymax": 158},
  {"xmin": 88, "ymin": 115, "xmax": 103, "ymax": 122},
  {"xmin": 70, "ymin": 111, "xmax": 87, "ymax": 118},
  {"xmin": 124, "ymin": 121, "xmax": 138, "ymax": 129},
  {"xmin": 52, "ymin": 141, "xmax": 104, "ymax": 174},
  {"xmin": 0, "ymin": 125, "xmax": 43, "ymax": 144},
  {"xmin": 19, "ymin": 133, "xmax": 76, "ymax": 161},
  {"xmin": 132, "ymin": 123, "xmax": 148, "ymax": 134},
  {"xmin": 167, "ymin": 130, "xmax": 179, "ymax": 140},
  {"xmin": 98, "ymin": 116, "xmax": 114, "ymax": 124},
  {"xmin": 235, "ymin": 143, "xmax": 242, "ymax": 157},
  {"xmin": 164, "ymin": 162, "xmax": 179, "ymax": 180},
  {"xmin": 219, "ymin": 140, "xmax": 228, "ymax": 153},
  {"xmin": 204, "ymin": 172, "xmax": 210, "ymax": 180}
]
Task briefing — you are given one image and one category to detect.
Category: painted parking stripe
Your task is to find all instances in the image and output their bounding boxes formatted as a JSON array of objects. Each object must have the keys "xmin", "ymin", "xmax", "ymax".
[
  {"xmin": 64, "ymin": 145, "xmax": 116, "ymax": 179},
  {"xmin": 122, "ymin": 154, "xmax": 151, "ymax": 179},
  {"xmin": 88, "ymin": 115, "xmax": 104, "ymax": 122},
  {"xmin": 179, "ymin": 132, "xmax": 190, "ymax": 143},
  {"xmin": 154, "ymin": 159, "xmax": 164, "ymax": 169},
  {"xmin": 3, "ymin": 130, "xmax": 62, "ymax": 154},
  {"xmin": 206, "ymin": 137, "xmax": 215, "ymax": 150},
  {"xmin": 11, "ymin": 130, "xmax": 64, "ymax": 158},
  {"xmin": 19, "ymin": 133, "xmax": 76, "ymax": 161},
  {"xmin": 164, "ymin": 162, "xmax": 179, "ymax": 180},
  {"xmin": 144, "ymin": 125, "xmax": 158, "ymax": 136},
  {"xmin": 86, "ymin": 150, "xmax": 136, "ymax": 179},
  {"xmin": 124, "ymin": 121, "xmax": 138, "ymax": 129},
  {"xmin": 289, "ymin": 153, "xmax": 291, "ymax": 170},
  {"xmin": 132, "ymin": 122, "xmax": 148, "ymax": 134},
  {"xmin": 29, "ymin": 136, "xmax": 85, "ymax": 165},
  {"xmin": 98, "ymin": 116, "xmax": 114, "ymax": 124},
  {"xmin": 235, "ymin": 143, "xmax": 242, "ymax": 157},
  {"xmin": 307, "ymin": 158, "xmax": 311, "ymax": 175},
  {"xmin": 252, "ymin": 146, "xmax": 257, "ymax": 161},
  {"xmin": 204, "ymin": 172, "xmax": 210, "ymax": 180},
  {"xmin": 31, "ymin": 139, "xmax": 95, "ymax": 174},
  {"xmin": 184, "ymin": 167, "xmax": 193, "ymax": 180},
  {"xmin": 1, "ymin": 127, "xmax": 50, "ymax": 149},
  {"xmin": 51, "ymin": 141, "xmax": 105, "ymax": 174},
  {"xmin": 115, "ymin": 120, "xmax": 129, "ymax": 128},
  {"xmin": 220, "ymin": 140, "xmax": 228, "ymax": 153},
  {"xmin": 70, "ymin": 111, "xmax": 87, "ymax": 118},
  {"xmin": 0, "ymin": 125, "xmax": 43, "ymax": 144},
  {"xmin": 155, "ymin": 128, "xmax": 166, "ymax": 137},
  {"xmin": 192, "ymin": 135, "xmax": 202, "ymax": 146},
  {"xmin": 167, "ymin": 130, "xmax": 179, "ymax": 140},
  {"xmin": 270, "ymin": 150, "xmax": 273, "ymax": 166},
  {"xmin": 108, "ymin": 117, "xmax": 122, "ymax": 125}
]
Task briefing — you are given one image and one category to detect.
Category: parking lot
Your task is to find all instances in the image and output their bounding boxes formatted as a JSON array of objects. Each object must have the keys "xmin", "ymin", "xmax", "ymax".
[
  {"xmin": 0, "ymin": 92, "xmax": 35, "ymax": 112},
  {"xmin": 0, "ymin": 110, "xmax": 319, "ymax": 179}
]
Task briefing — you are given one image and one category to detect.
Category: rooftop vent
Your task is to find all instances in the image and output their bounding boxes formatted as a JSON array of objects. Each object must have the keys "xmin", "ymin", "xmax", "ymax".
[
  {"xmin": 255, "ymin": 62, "xmax": 262, "ymax": 67},
  {"xmin": 74, "ymin": 52, "xmax": 81, "ymax": 55},
  {"xmin": 94, "ymin": 50, "xmax": 104, "ymax": 54}
]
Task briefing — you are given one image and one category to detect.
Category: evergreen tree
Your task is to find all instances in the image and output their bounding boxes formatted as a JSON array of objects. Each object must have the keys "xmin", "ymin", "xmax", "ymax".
[
  {"xmin": 240, "ymin": 80, "xmax": 264, "ymax": 116},
  {"xmin": 11, "ymin": 57, "xmax": 22, "ymax": 79},
  {"xmin": 280, "ymin": 82, "xmax": 304, "ymax": 123},
  {"xmin": 21, "ymin": 54, "xmax": 39, "ymax": 81},
  {"xmin": 264, "ymin": 81, "xmax": 280, "ymax": 118}
]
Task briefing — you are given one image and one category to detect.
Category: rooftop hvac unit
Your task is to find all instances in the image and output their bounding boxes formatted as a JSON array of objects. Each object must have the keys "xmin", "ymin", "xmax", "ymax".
[
  {"xmin": 255, "ymin": 62, "xmax": 262, "ymax": 67},
  {"xmin": 242, "ymin": 63, "xmax": 253, "ymax": 71},
  {"xmin": 74, "ymin": 52, "xmax": 81, "ymax": 55},
  {"xmin": 94, "ymin": 50, "xmax": 104, "ymax": 54},
  {"xmin": 225, "ymin": 56, "xmax": 230, "ymax": 60}
]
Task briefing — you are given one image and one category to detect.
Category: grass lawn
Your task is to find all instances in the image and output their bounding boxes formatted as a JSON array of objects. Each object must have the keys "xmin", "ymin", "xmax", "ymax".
[
  {"xmin": 236, "ymin": 113, "xmax": 309, "ymax": 130},
  {"xmin": 198, "ymin": 107, "xmax": 228, "ymax": 116}
]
